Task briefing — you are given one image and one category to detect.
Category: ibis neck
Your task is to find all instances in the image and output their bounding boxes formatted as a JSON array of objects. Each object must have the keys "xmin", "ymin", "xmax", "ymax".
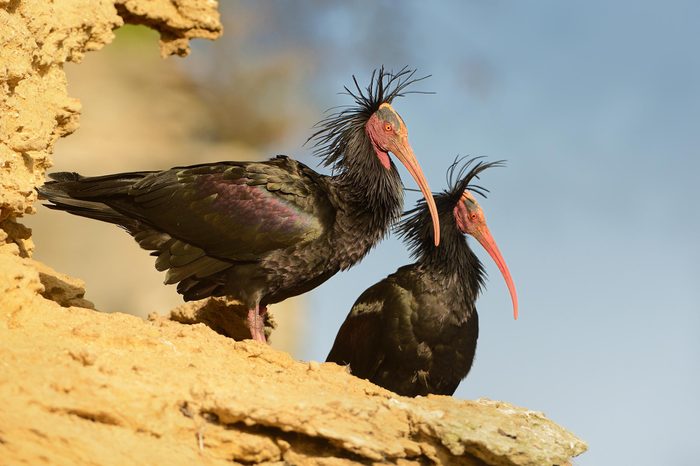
[
  {"xmin": 417, "ymin": 213, "xmax": 485, "ymax": 302},
  {"xmin": 337, "ymin": 162, "xmax": 403, "ymax": 226},
  {"xmin": 330, "ymin": 148, "xmax": 404, "ymax": 269}
]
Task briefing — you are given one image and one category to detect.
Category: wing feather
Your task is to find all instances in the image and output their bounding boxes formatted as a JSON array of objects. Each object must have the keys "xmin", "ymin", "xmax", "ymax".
[
  {"xmin": 109, "ymin": 157, "xmax": 328, "ymax": 261},
  {"xmin": 326, "ymin": 280, "xmax": 401, "ymax": 380},
  {"xmin": 40, "ymin": 157, "xmax": 329, "ymax": 298}
]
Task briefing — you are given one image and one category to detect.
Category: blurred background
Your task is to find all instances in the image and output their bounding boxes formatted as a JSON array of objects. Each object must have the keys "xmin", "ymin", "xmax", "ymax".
[{"xmin": 26, "ymin": 1, "xmax": 699, "ymax": 465}]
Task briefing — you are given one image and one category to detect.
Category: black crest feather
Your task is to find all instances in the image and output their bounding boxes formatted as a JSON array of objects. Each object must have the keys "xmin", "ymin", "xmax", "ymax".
[
  {"xmin": 445, "ymin": 156, "xmax": 505, "ymax": 203},
  {"xmin": 307, "ymin": 66, "xmax": 430, "ymax": 171}
]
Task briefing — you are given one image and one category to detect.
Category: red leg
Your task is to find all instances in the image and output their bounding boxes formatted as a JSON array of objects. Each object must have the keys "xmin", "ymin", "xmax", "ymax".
[{"xmin": 246, "ymin": 304, "xmax": 267, "ymax": 343}]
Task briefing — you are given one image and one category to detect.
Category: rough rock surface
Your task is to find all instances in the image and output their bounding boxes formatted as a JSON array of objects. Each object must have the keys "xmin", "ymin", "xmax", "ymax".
[
  {"xmin": 168, "ymin": 297, "xmax": 276, "ymax": 342},
  {"xmin": 114, "ymin": 0, "xmax": 222, "ymax": 57},
  {"xmin": 0, "ymin": 265, "xmax": 586, "ymax": 465},
  {"xmin": 0, "ymin": 1, "xmax": 587, "ymax": 465}
]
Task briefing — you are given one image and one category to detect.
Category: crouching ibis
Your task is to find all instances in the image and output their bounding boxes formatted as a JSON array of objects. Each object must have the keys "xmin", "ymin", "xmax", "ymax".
[
  {"xmin": 38, "ymin": 67, "xmax": 440, "ymax": 343},
  {"xmin": 326, "ymin": 158, "xmax": 517, "ymax": 396}
]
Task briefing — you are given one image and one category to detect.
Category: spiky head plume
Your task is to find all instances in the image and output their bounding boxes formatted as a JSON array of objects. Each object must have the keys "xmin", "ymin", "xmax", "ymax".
[
  {"xmin": 308, "ymin": 66, "xmax": 429, "ymax": 171},
  {"xmin": 396, "ymin": 156, "xmax": 504, "ymax": 260}
]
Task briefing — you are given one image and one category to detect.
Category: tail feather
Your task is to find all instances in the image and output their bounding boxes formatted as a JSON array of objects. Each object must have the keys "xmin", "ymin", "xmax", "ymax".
[
  {"xmin": 47, "ymin": 172, "xmax": 83, "ymax": 183},
  {"xmin": 42, "ymin": 199, "xmax": 128, "ymax": 226},
  {"xmin": 37, "ymin": 169, "xmax": 234, "ymax": 299},
  {"xmin": 37, "ymin": 171, "xmax": 150, "ymax": 229},
  {"xmin": 41, "ymin": 171, "xmax": 152, "ymax": 199}
]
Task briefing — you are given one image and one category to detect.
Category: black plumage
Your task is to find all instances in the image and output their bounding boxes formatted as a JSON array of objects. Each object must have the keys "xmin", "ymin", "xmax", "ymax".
[
  {"xmin": 38, "ymin": 67, "xmax": 440, "ymax": 342},
  {"xmin": 326, "ymin": 158, "xmax": 518, "ymax": 396}
]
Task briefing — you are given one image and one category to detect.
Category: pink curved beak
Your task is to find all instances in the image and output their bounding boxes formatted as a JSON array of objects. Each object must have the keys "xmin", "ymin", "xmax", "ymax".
[
  {"xmin": 393, "ymin": 140, "xmax": 440, "ymax": 246},
  {"xmin": 472, "ymin": 225, "xmax": 518, "ymax": 320}
]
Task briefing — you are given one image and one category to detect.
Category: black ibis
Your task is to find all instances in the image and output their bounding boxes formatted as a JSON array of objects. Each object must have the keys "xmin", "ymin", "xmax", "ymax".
[
  {"xmin": 326, "ymin": 158, "xmax": 517, "ymax": 396},
  {"xmin": 37, "ymin": 67, "xmax": 440, "ymax": 343}
]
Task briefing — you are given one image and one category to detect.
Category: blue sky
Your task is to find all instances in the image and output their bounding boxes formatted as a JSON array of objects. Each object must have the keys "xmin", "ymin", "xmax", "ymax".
[{"xmin": 240, "ymin": 1, "xmax": 699, "ymax": 464}]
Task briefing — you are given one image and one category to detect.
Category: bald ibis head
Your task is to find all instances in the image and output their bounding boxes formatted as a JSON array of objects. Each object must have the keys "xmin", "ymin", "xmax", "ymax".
[
  {"xmin": 309, "ymin": 67, "xmax": 440, "ymax": 245},
  {"xmin": 453, "ymin": 181, "xmax": 518, "ymax": 319}
]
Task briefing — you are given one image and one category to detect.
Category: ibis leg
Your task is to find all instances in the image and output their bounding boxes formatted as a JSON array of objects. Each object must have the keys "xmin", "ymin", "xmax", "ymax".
[{"xmin": 247, "ymin": 304, "xmax": 267, "ymax": 343}]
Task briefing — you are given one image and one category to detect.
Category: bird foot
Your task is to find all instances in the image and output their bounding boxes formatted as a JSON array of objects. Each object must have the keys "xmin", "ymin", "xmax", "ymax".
[{"xmin": 247, "ymin": 306, "xmax": 267, "ymax": 343}]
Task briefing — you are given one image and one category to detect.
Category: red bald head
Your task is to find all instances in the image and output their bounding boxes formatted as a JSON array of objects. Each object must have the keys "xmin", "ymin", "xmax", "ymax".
[{"xmin": 454, "ymin": 190, "xmax": 518, "ymax": 319}]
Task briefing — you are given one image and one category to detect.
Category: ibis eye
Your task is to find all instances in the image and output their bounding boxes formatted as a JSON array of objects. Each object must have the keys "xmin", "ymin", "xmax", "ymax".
[{"xmin": 384, "ymin": 123, "xmax": 392, "ymax": 132}]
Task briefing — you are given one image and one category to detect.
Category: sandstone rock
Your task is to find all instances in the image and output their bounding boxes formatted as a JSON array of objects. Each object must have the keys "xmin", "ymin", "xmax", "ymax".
[
  {"xmin": 166, "ymin": 296, "xmax": 276, "ymax": 342},
  {"xmin": 0, "ymin": 295, "xmax": 586, "ymax": 465}
]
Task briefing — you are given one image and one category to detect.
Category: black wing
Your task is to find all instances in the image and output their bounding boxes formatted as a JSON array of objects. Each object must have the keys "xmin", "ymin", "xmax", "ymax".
[
  {"xmin": 326, "ymin": 271, "xmax": 425, "ymax": 380},
  {"xmin": 326, "ymin": 280, "xmax": 391, "ymax": 379},
  {"xmin": 121, "ymin": 156, "xmax": 328, "ymax": 260},
  {"xmin": 39, "ymin": 156, "xmax": 331, "ymax": 290},
  {"xmin": 327, "ymin": 266, "xmax": 447, "ymax": 396}
]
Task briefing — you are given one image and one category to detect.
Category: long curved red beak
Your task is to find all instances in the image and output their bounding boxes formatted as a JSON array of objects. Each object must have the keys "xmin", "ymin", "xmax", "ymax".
[
  {"xmin": 473, "ymin": 225, "xmax": 518, "ymax": 319},
  {"xmin": 393, "ymin": 140, "xmax": 440, "ymax": 246}
]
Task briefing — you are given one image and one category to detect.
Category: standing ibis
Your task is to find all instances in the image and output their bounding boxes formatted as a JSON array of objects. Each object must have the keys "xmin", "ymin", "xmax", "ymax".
[
  {"xmin": 326, "ymin": 158, "xmax": 517, "ymax": 396},
  {"xmin": 38, "ymin": 67, "xmax": 440, "ymax": 343}
]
